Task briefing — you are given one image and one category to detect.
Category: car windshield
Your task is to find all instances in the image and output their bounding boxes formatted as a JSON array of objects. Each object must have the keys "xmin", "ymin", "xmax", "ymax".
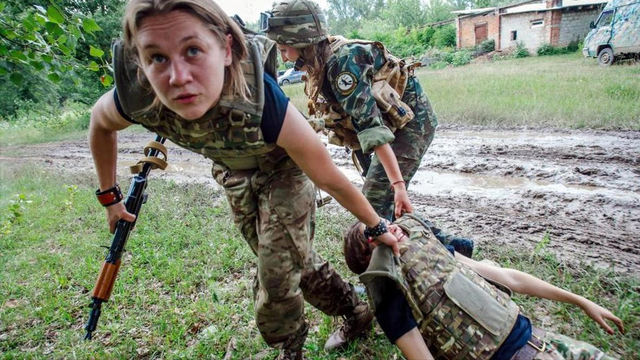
[
  {"xmin": 597, "ymin": 10, "xmax": 613, "ymax": 27},
  {"xmin": 283, "ymin": 69, "xmax": 294, "ymax": 76}
]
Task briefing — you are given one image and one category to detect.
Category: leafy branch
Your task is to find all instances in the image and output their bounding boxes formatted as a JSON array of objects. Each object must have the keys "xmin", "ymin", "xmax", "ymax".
[{"xmin": 0, "ymin": 1, "xmax": 113, "ymax": 87}]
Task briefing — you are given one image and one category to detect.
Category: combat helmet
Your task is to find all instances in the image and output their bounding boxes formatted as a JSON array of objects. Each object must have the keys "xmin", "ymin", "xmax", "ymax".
[{"xmin": 262, "ymin": 0, "xmax": 328, "ymax": 48}]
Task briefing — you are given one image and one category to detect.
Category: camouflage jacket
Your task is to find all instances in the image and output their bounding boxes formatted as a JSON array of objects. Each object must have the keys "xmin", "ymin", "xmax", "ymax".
[
  {"xmin": 360, "ymin": 214, "xmax": 519, "ymax": 359},
  {"xmin": 307, "ymin": 36, "xmax": 417, "ymax": 153},
  {"xmin": 113, "ymin": 35, "xmax": 288, "ymax": 170}
]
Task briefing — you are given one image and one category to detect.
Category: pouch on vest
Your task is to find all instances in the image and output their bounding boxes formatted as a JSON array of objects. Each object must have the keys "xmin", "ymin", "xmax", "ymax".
[
  {"xmin": 443, "ymin": 268, "xmax": 518, "ymax": 336},
  {"xmin": 371, "ymin": 81, "xmax": 414, "ymax": 131}
]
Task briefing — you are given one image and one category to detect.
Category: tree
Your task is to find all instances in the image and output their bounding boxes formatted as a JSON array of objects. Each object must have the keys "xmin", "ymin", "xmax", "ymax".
[
  {"xmin": 381, "ymin": 0, "xmax": 428, "ymax": 29},
  {"xmin": 326, "ymin": 0, "xmax": 385, "ymax": 35},
  {"xmin": 0, "ymin": 1, "xmax": 109, "ymax": 88}
]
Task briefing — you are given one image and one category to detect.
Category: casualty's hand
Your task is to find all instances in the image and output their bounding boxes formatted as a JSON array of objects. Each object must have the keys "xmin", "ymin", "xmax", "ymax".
[
  {"xmin": 373, "ymin": 231, "xmax": 400, "ymax": 256},
  {"xmin": 393, "ymin": 183, "xmax": 413, "ymax": 218},
  {"xmin": 105, "ymin": 202, "xmax": 136, "ymax": 234},
  {"xmin": 580, "ymin": 300, "xmax": 624, "ymax": 334}
]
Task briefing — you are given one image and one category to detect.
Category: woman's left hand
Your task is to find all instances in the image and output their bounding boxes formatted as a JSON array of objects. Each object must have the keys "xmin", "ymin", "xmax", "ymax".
[
  {"xmin": 393, "ymin": 184, "xmax": 413, "ymax": 218},
  {"xmin": 581, "ymin": 300, "xmax": 624, "ymax": 334}
]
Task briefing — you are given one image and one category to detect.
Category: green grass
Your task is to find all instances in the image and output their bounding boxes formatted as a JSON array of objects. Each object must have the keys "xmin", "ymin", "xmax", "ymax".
[
  {"xmin": 1, "ymin": 164, "xmax": 638, "ymax": 359},
  {"xmin": 283, "ymin": 53, "xmax": 640, "ymax": 130}
]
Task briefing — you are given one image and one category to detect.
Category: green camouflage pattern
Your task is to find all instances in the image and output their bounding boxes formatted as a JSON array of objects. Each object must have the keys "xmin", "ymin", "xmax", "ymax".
[
  {"xmin": 362, "ymin": 75, "xmax": 437, "ymax": 219},
  {"xmin": 533, "ymin": 331, "xmax": 618, "ymax": 360},
  {"xmin": 306, "ymin": 38, "xmax": 438, "ymax": 219},
  {"xmin": 266, "ymin": 0, "xmax": 328, "ymax": 48},
  {"xmin": 113, "ymin": 35, "xmax": 281, "ymax": 170},
  {"xmin": 583, "ymin": 0, "xmax": 640, "ymax": 58},
  {"xmin": 212, "ymin": 163, "xmax": 361, "ymax": 350},
  {"xmin": 360, "ymin": 214, "xmax": 519, "ymax": 360}
]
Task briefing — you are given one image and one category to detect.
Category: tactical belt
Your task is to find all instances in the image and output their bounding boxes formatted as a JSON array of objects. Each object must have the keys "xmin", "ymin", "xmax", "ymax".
[{"xmin": 511, "ymin": 326, "xmax": 547, "ymax": 360}]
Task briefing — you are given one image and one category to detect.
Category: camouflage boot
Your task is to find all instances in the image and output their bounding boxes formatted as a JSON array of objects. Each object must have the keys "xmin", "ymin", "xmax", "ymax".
[{"xmin": 324, "ymin": 301, "xmax": 375, "ymax": 351}]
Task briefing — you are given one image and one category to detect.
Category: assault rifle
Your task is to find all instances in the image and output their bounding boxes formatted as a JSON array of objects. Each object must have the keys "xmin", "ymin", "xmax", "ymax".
[
  {"xmin": 84, "ymin": 136, "xmax": 168, "ymax": 340},
  {"xmin": 352, "ymin": 149, "xmax": 372, "ymax": 178}
]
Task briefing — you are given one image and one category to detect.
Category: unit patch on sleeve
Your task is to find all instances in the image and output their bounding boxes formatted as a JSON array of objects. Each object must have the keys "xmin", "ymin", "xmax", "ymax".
[{"xmin": 335, "ymin": 72, "xmax": 357, "ymax": 96}]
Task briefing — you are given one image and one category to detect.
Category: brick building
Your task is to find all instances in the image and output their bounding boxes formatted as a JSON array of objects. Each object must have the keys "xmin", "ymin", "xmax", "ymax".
[{"xmin": 454, "ymin": 0, "xmax": 607, "ymax": 51}]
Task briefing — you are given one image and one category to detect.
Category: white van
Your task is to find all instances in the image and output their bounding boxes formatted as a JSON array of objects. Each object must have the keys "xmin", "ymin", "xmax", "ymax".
[{"xmin": 583, "ymin": 0, "xmax": 640, "ymax": 66}]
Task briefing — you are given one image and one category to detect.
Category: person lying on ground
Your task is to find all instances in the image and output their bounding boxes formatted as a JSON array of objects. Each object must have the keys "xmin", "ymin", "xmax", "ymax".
[{"xmin": 343, "ymin": 213, "xmax": 624, "ymax": 360}]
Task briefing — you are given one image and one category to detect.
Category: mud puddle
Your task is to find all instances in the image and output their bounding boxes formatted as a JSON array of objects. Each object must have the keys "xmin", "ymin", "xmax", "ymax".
[{"xmin": 2, "ymin": 127, "xmax": 639, "ymax": 275}]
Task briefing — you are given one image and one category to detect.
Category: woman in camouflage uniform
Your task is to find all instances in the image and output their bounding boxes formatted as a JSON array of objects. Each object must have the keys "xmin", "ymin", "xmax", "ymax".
[
  {"xmin": 264, "ymin": 0, "xmax": 439, "ymax": 221},
  {"xmin": 343, "ymin": 215, "xmax": 624, "ymax": 360},
  {"xmin": 88, "ymin": 0, "xmax": 402, "ymax": 358}
]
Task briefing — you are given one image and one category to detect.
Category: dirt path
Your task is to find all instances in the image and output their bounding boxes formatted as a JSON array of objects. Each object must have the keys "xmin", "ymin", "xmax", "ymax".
[{"xmin": 2, "ymin": 126, "xmax": 639, "ymax": 275}]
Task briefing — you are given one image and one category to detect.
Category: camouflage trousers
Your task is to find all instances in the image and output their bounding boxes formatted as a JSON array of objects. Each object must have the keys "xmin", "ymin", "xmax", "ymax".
[
  {"xmin": 533, "ymin": 331, "xmax": 618, "ymax": 360},
  {"xmin": 212, "ymin": 163, "xmax": 359, "ymax": 350},
  {"xmin": 362, "ymin": 75, "xmax": 438, "ymax": 220}
]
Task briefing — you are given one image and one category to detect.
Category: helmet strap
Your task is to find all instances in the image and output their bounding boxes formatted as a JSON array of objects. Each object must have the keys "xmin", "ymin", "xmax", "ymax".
[{"xmin": 294, "ymin": 57, "xmax": 306, "ymax": 71}]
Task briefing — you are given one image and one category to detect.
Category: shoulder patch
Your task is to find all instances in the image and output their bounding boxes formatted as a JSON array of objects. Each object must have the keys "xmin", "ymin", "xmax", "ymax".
[{"xmin": 335, "ymin": 71, "xmax": 357, "ymax": 96}]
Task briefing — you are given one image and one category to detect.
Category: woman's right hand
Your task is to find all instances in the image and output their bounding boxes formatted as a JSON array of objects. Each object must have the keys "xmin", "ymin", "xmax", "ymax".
[{"xmin": 106, "ymin": 202, "xmax": 136, "ymax": 233}]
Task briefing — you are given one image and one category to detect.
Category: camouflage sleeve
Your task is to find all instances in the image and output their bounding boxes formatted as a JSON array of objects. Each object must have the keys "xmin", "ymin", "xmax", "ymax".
[{"xmin": 326, "ymin": 45, "xmax": 394, "ymax": 153}]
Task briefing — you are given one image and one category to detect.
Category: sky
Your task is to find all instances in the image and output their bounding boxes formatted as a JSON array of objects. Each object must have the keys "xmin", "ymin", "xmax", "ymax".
[{"xmin": 217, "ymin": 0, "xmax": 329, "ymax": 25}]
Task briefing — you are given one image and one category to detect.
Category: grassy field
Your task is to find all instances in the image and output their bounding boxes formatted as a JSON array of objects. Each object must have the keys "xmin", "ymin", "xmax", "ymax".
[
  {"xmin": 1, "ymin": 165, "xmax": 639, "ymax": 359},
  {"xmin": 283, "ymin": 53, "xmax": 640, "ymax": 129}
]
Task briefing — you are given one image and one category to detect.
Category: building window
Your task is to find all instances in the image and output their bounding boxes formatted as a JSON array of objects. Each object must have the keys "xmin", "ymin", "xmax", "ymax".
[
  {"xmin": 511, "ymin": 30, "xmax": 517, "ymax": 41},
  {"xmin": 531, "ymin": 19, "xmax": 544, "ymax": 27}
]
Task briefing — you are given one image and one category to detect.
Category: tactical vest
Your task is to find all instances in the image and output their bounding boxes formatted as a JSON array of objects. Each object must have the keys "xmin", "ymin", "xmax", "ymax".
[
  {"xmin": 307, "ymin": 36, "xmax": 418, "ymax": 150},
  {"xmin": 360, "ymin": 214, "xmax": 519, "ymax": 359},
  {"xmin": 113, "ymin": 35, "xmax": 288, "ymax": 170}
]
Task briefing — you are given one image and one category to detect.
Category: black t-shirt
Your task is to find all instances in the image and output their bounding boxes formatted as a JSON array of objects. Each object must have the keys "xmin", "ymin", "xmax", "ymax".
[
  {"xmin": 374, "ymin": 247, "xmax": 532, "ymax": 359},
  {"xmin": 114, "ymin": 72, "xmax": 289, "ymax": 144}
]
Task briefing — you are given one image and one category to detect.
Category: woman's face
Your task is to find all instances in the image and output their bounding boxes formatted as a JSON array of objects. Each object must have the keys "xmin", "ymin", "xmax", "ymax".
[
  {"xmin": 277, "ymin": 44, "xmax": 300, "ymax": 63},
  {"xmin": 136, "ymin": 11, "xmax": 232, "ymax": 120}
]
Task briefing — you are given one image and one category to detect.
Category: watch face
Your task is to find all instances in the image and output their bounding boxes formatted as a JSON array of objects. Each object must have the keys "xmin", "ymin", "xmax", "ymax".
[{"xmin": 335, "ymin": 72, "xmax": 357, "ymax": 95}]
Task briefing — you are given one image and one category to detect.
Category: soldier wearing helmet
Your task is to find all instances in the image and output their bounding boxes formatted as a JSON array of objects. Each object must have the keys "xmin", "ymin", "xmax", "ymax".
[{"xmin": 264, "ymin": 0, "xmax": 439, "ymax": 224}]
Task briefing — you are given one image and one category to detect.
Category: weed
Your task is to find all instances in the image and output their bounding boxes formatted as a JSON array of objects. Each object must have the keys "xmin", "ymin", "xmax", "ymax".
[
  {"xmin": 1, "ymin": 193, "xmax": 31, "ymax": 235},
  {"xmin": 513, "ymin": 41, "xmax": 530, "ymax": 58}
]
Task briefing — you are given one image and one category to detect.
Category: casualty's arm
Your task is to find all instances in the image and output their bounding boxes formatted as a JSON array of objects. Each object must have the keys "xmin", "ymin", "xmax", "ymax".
[
  {"xmin": 455, "ymin": 254, "xmax": 624, "ymax": 334},
  {"xmin": 395, "ymin": 327, "xmax": 434, "ymax": 360},
  {"xmin": 89, "ymin": 89, "xmax": 136, "ymax": 233},
  {"xmin": 277, "ymin": 103, "xmax": 399, "ymax": 255}
]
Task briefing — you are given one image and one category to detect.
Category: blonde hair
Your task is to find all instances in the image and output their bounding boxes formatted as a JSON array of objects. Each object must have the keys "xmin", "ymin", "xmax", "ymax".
[{"xmin": 122, "ymin": 0, "xmax": 250, "ymax": 110}]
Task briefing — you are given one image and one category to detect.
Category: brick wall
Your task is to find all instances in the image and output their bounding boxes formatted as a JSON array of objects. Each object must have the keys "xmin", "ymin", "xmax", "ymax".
[
  {"xmin": 457, "ymin": 11, "xmax": 500, "ymax": 49},
  {"xmin": 501, "ymin": 12, "xmax": 550, "ymax": 50},
  {"xmin": 559, "ymin": 8, "xmax": 602, "ymax": 46}
]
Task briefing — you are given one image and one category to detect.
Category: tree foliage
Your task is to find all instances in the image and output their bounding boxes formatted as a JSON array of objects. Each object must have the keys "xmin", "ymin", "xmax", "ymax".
[
  {"xmin": 0, "ymin": 1, "xmax": 126, "ymax": 118},
  {"xmin": 0, "ymin": 1, "xmax": 111, "ymax": 88}
]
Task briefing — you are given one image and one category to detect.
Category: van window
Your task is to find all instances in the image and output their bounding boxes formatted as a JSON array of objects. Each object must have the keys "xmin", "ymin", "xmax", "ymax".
[{"xmin": 597, "ymin": 10, "xmax": 613, "ymax": 27}]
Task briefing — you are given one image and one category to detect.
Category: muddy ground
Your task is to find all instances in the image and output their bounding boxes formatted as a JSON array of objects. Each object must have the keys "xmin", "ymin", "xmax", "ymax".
[{"xmin": 2, "ymin": 125, "xmax": 639, "ymax": 275}]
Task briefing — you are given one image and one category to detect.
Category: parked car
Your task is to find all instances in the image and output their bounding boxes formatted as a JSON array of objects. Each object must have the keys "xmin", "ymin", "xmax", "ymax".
[
  {"xmin": 583, "ymin": 0, "xmax": 640, "ymax": 66},
  {"xmin": 277, "ymin": 68, "xmax": 306, "ymax": 85}
]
